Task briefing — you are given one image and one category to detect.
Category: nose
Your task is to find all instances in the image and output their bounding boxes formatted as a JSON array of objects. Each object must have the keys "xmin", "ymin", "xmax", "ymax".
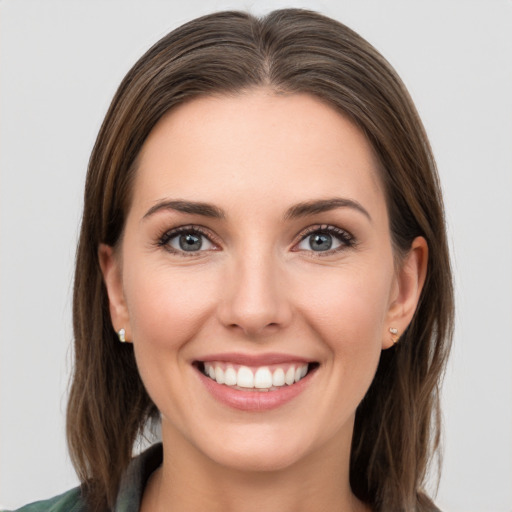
[{"xmin": 217, "ymin": 250, "xmax": 293, "ymax": 338}]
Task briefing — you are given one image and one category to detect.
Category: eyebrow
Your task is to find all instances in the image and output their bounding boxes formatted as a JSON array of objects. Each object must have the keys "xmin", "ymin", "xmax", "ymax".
[
  {"xmin": 142, "ymin": 197, "xmax": 371, "ymax": 222},
  {"xmin": 143, "ymin": 200, "xmax": 225, "ymax": 220},
  {"xmin": 284, "ymin": 197, "xmax": 372, "ymax": 222}
]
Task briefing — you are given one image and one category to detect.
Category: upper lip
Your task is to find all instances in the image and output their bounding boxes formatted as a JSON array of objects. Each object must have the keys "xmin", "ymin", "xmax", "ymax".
[{"xmin": 195, "ymin": 352, "xmax": 314, "ymax": 366}]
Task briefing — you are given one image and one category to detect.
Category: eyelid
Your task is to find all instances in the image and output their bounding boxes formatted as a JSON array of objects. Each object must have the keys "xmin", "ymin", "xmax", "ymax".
[
  {"xmin": 157, "ymin": 224, "xmax": 221, "ymax": 254},
  {"xmin": 292, "ymin": 224, "xmax": 356, "ymax": 254},
  {"xmin": 155, "ymin": 223, "xmax": 355, "ymax": 256}
]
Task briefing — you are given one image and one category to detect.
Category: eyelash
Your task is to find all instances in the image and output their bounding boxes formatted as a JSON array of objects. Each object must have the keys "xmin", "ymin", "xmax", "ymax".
[
  {"xmin": 156, "ymin": 224, "xmax": 356, "ymax": 256},
  {"xmin": 157, "ymin": 225, "xmax": 219, "ymax": 256},
  {"xmin": 293, "ymin": 224, "xmax": 356, "ymax": 256}
]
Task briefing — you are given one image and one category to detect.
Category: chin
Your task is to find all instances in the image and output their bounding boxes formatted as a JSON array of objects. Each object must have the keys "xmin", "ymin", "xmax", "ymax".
[
  {"xmin": 206, "ymin": 439, "xmax": 312, "ymax": 473},
  {"xmin": 186, "ymin": 419, "xmax": 331, "ymax": 474}
]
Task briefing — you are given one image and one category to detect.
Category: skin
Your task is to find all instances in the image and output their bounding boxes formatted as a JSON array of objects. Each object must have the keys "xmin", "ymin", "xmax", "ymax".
[{"xmin": 99, "ymin": 90, "xmax": 427, "ymax": 512}]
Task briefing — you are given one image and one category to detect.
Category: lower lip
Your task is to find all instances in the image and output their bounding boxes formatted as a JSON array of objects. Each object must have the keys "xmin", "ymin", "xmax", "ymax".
[{"xmin": 197, "ymin": 367, "xmax": 315, "ymax": 412}]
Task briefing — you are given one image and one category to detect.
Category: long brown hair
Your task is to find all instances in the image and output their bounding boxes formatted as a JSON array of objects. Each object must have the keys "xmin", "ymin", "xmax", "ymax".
[{"xmin": 68, "ymin": 9, "xmax": 453, "ymax": 511}]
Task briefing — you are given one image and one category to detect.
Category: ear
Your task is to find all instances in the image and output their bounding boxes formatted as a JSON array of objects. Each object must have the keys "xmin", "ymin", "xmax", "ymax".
[
  {"xmin": 383, "ymin": 236, "xmax": 428, "ymax": 349},
  {"xmin": 98, "ymin": 243, "xmax": 132, "ymax": 343}
]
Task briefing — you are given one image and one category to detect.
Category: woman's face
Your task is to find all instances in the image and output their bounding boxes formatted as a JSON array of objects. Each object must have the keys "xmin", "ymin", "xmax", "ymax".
[{"xmin": 101, "ymin": 91, "xmax": 425, "ymax": 472}]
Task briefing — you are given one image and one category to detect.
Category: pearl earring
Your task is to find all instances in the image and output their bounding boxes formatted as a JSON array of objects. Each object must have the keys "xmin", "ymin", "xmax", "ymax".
[
  {"xmin": 389, "ymin": 327, "xmax": 399, "ymax": 345},
  {"xmin": 117, "ymin": 328, "xmax": 126, "ymax": 343}
]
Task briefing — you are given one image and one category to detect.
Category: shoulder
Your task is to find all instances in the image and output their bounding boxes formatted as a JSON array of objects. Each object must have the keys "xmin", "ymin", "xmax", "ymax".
[
  {"xmin": 3, "ymin": 443, "xmax": 162, "ymax": 512},
  {"xmin": 2, "ymin": 487, "xmax": 86, "ymax": 512}
]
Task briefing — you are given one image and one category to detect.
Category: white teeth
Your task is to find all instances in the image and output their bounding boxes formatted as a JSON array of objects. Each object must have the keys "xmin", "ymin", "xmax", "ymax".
[
  {"xmin": 254, "ymin": 367, "xmax": 273, "ymax": 388},
  {"xmin": 285, "ymin": 367, "xmax": 295, "ymax": 385},
  {"xmin": 203, "ymin": 362, "xmax": 310, "ymax": 389},
  {"xmin": 272, "ymin": 368, "xmax": 285, "ymax": 387},
  {"xmin": 224, "ymin": 366, "xmax": 237, "ymax": 385},
  {"xmin": 214, "ymin": 366, "xmax": 225, "ymax": 384},
  {"xmin": 237, "ymin": 366, "xmax": 254, "ymax": 388}
]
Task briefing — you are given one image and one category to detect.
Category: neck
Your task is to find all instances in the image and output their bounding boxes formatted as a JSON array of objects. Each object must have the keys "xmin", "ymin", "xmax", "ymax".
[{"xmin": 141, "ymin": 422, "xmax": 370, "ymax": 512}]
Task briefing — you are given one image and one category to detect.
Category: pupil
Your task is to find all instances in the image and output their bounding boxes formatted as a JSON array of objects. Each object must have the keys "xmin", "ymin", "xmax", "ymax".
[
  {"xmin": 179, "ymin": 233, "xmax": 202, "ymax": 251},
  {"xmin": 310, "ymin": 233, "xmax": 332, "ymax": 251}
]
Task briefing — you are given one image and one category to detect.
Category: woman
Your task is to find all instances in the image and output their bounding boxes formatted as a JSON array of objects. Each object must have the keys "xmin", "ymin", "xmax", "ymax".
[{"xmin": 9, "ymin": 8, "xmax": 453, "ymax": 512}]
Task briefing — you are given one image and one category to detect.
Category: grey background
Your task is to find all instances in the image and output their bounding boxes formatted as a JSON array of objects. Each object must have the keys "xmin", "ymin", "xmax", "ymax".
[{"xmin": 1, "ymin": 1, "xmax": 511, "ymax": 510}]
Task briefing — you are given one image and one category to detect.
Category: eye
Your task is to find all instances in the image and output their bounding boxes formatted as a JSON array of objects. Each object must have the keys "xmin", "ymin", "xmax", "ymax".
[
  {"xmin": 159, "ymin": 227, "xmax": 217, "ymax": 254},
  {"xmin": 170, "ymin": 232, "xmax": 214, "ymax": 252},
  {"xmin": 294, "ymin": 225, "xmax": 354, "ymax": 253}
]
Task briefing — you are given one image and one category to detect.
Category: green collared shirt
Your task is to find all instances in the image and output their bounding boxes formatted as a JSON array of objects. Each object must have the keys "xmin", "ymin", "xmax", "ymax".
[{"xmin": 4, "ymin": 444, "xmax": 163, "ymax": 512}]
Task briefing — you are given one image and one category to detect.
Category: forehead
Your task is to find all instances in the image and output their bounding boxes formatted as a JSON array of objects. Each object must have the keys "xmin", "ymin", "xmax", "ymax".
[{"xmin": 131, "ymin": 90, "xmax": 385, "ymax": 218}]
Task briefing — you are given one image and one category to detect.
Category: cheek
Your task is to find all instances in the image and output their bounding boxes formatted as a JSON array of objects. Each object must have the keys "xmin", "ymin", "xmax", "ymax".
[
  {"xmin": 123, "ymin": 261, "xmax": 218, "ymax": 351},
  {"xmin": 294, "ymin": 260, "xmax": 393, "ymax": 361},
  {"xmin": 122, "ymin": 261, "xmax": 221, "ymax": 423}
]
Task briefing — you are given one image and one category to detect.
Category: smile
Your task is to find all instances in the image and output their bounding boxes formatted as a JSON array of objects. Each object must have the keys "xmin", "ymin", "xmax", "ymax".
[
  {"xmin": 202, "ymin": 362, "xmax": 311, "ymax": 391},
  {"xmin": 194, "ymin": 355, "xmax": 319, "ymax": 411}
]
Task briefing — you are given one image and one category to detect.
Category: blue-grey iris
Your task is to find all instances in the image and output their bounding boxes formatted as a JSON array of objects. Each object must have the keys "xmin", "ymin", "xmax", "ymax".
[
  {"xmin": 179, "ymin": 233, "xmax": 202, "ymax": 251},
  {"xmin": 310, "ymin": 233, "xmax": 332, "ymax": 251}
]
